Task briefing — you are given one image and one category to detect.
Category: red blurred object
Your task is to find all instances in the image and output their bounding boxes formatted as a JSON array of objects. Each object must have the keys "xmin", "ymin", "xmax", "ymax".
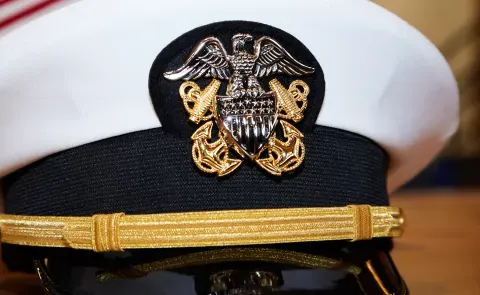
[{"xmin": 0, "ymin": 0, "xmax": 62, "ymax": 31}]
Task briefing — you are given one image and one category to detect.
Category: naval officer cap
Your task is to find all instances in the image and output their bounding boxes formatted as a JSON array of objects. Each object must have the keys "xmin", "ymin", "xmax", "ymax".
[{"xmin": 0, "ymin": 0, "xmax": 458, "ymax": 294}]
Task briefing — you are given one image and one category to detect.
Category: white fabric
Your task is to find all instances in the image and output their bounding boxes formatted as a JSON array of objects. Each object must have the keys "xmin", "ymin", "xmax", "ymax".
[{"xmin": 0, "ymin": 0, "xmax": 459, "ymax": 191}]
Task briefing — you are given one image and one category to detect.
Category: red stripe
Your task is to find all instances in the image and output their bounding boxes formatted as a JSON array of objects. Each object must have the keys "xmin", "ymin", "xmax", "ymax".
[
  {"xmin": 0, "ymin": 0, "xmax": 19, "ymax": 7},
  {"xmin": 0, "ymin": 0, "xmax": 62, "ymax": 30}
]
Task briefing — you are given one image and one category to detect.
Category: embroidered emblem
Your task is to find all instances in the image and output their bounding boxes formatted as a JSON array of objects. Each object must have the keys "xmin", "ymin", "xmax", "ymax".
[{"xmin": 164, "ymin": 34, "xmax": 314, "ymax": 176}]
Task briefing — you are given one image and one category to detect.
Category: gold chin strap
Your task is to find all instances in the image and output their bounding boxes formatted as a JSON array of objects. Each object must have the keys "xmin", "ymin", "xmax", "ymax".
[{"xmin": 0, "ymin": 205, "xmax": 404, "ymax": 252}]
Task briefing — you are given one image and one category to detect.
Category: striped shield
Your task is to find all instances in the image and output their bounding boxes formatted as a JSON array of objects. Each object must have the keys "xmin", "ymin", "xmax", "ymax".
[{"xmin": 216, "ymin": 93, "xmax": 278, "ymax": 159}]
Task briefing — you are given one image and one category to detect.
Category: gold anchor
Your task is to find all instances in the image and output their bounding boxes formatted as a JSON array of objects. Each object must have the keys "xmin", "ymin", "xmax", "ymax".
[
  {"xmin": 256, "ymin": 121, "xmax": 305, "ymax": 176},
  {"xmin": 178, "ymin": 78, "xmax": 310, "ymax": 176},
  {"xmin": 269, "ymin": 79, "xmax": 309, "ymax": 123},
  {"xmin": 191, "ymin": 121, "xmax": 243, "ymax": 177},
  {"xmin": 179, "ymin": 80, "xmax": 221, "ymax": 124}
]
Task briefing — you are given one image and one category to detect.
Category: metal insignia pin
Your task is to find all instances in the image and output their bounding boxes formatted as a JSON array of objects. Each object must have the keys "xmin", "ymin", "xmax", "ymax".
[{"xmin": 164, "ymin": 34, "xmax": 314, "ymax": 176}]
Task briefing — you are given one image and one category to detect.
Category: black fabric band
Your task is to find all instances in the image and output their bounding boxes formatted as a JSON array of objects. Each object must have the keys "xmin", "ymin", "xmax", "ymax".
[
  {"xmin": 2, "ymin": 125, "xmax": 389, "ymax": 271},
  {"xmin": 3, "ymin": 125, "xmax": 388, "ymax": 216}
]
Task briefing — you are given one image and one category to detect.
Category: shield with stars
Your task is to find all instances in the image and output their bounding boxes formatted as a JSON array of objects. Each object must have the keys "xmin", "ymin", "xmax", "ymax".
[{"xmin": 215, "ymin": 93, "xmax": 278, "ymax": 159}]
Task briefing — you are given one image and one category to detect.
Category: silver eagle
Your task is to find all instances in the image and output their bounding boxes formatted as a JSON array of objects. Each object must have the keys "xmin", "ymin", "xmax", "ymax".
[{"xmin": 163, "ymin": 34, "xmax": 315, "ymax": 99}]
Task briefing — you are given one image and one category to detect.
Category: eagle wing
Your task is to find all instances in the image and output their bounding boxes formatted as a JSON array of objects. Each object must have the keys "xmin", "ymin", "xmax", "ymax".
[
  {"xmin": 253, "ymin": 37, "xmax": 315, "ymax": 78},
  {"xmin": 163, "ymin": 37, "xmax": 231, "ymax": 81}
]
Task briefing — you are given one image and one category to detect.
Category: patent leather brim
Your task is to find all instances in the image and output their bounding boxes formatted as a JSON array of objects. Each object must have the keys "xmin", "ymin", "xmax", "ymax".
[{"xmin": 36, "ymin": 247, "xmax": 408, "ymax": 295}]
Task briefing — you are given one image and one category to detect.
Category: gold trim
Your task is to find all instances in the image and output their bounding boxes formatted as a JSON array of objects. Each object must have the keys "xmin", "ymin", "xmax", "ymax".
[
  {"xmin": 351, "ymin": 205, "xmax": 373, "ymax": 241},
  {"xmin": 96, "ymin": 248, "xmax": 362, "ymax": 282},
  {"xmin": 366, "ymin": 260, "xmax": 390, "ymax": 295},
  {"xmin": 0, "ymin": 206, "xmax": 404, "ymax": 252}
]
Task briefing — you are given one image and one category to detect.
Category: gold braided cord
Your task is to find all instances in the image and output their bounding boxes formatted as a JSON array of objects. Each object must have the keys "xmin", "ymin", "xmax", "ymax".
[
  {"xmin": 91, "ymin": 213, "xmax": 124, "ymax": 252},
  {"xmin": 0, "ymin": 206, "xmax": 404, "ymax": 252},
  {"xmin": 350, "ymin": 205, "xmax": 374, "ymax": 241}
]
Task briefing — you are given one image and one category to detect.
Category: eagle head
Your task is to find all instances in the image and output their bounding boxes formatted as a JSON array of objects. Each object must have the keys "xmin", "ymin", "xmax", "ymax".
[{"xmin": 232, "ymin": 34, "xmax": 253, "ymax": 53}]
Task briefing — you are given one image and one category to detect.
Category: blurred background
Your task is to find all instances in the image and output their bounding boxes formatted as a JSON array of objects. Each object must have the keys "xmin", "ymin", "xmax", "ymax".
[
  {"xmin": 375, "ymin": 0, "xmax": 480, "ymax": 188},
  {"xmin": 0, "ymin": 1, "xmax": 479, "ymax": 295},
  {"xmin": 374, "ymin": 1, "xmax": 480, "ymax": 295}
]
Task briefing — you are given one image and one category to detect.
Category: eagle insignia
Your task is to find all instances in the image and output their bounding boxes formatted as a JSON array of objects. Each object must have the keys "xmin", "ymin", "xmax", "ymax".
[{"xmin": 164, "ymin": 34, "xmax": 314, "ymax": 176}]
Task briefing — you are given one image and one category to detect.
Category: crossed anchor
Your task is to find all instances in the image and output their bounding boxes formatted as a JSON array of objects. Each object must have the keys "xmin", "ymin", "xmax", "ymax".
[{"xmin": 180, "ymin": 79, "xmax": 310, "ymax": 176}]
